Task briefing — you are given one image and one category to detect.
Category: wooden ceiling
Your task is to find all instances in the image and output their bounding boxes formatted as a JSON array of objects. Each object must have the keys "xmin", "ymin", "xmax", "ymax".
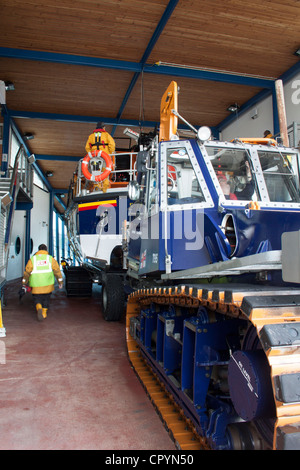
[{"xmin": 0, "ymin": 0, "xmax": 299, "ymax": 213}]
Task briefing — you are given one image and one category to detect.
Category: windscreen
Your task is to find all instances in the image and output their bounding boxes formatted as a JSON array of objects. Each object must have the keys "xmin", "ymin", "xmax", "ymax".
[{"xmin": 206, "ymin": 146, "xmax": 259, "ymax": 201}]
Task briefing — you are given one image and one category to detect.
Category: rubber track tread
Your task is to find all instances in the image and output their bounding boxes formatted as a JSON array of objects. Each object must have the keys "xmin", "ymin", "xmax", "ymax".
[
  {"xmin": 126, "ymin": 284, "xmax": 300, "ymax": 450},
  {"xmin": 129, "ymin": 353, "xmax": 207, "ymax": 450}
]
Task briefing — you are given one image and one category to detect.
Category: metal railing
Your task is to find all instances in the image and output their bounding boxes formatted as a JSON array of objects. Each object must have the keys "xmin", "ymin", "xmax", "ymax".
[
  {"xmin": 7, "ymin": 145, "xmax": 34, "ymax": 199},
  {"xmin": 288, "ymin": 122, "xmax": 300, "ymax": 148},
  {"xmin": 71, "ymin": 151, "xmax": 137, "ymax": 198},
  {"xmin": 275, "ymin": 121, "xmax": 300, "ymax": 149}
]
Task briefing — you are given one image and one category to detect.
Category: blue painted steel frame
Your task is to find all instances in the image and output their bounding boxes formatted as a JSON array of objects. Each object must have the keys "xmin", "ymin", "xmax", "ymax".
[
  {"xmin": 111, "ymin": 0, "xmax": 180, "ymax": 135},
  {"xmin": 135, "ymin": 303, "xmax": 245, "ymax": 449},
  {"xmin": 1, "ymin": 0, "xmax": 299, "ymax": 266},
  {"xmin": 6, "ymin": 108, "xmax": 207, "ymax": 136},
  {"xmin": 2, "ymin": 47, "xmax": 298, "ymax": 138},
  {"xmin": 6, "ymin": 108, "xmax": 157, "ymax": 128},
  {"xmin": 0, "ymin": 46, "xmax": 274, "ymax": 89}
]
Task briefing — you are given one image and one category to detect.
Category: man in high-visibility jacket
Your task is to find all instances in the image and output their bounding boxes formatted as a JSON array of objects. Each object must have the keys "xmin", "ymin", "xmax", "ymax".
[{"xmin": 22, "ymin": 244, "xmax": 63, "ymax": 321}]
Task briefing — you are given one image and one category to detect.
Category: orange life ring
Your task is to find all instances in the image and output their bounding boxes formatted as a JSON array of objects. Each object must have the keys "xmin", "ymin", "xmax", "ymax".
[{"xmin": 81, "ymin": 150, "xmax": 113, "ymax": 182}]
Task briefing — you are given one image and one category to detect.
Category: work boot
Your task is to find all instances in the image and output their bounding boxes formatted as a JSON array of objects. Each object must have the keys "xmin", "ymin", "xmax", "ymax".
[
  {"xmin": 36, "ymin": 303, "xmax": 44, "ymax": 321},
  {"xmin": 42, "ymin": 308, "xmax": 48, "ymax": 319}
]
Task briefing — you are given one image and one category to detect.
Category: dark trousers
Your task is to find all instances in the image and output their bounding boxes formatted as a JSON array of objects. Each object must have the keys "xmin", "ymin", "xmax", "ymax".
[{"xmin": 32, "ymin": 293, "xmax": 51, "ymax": 309}]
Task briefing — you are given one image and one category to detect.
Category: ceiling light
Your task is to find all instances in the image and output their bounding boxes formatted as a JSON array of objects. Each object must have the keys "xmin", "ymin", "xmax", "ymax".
[
  {"xmin": 295, "ymin": 48, "xmax": 300, "ymax": 57},
  {"xmin": 4, "ymin": 81, "xmax": 14, "ymax": 91},
  {"xmin": 23, "ymin": 132, "xmax": 34, "ymax": 141},
  {"xmin": 46, "ymin": 171, "xmax": 53, "ymax": 177},
  {"xmin": 227, "ymin": 103, "xmax": 240, "ymax": 113}
]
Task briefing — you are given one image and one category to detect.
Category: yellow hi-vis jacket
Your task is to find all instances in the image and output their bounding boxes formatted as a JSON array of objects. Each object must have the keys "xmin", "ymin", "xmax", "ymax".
[
  {"xmin": 22, "ymin": 250, "xmax": 63, "ymax": 294},
  {"xmin": 85, "ymin": 127, "xmax": 116, "ymax": 155}
]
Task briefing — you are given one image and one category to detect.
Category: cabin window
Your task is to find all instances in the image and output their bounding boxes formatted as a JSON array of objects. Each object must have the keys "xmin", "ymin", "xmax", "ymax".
[
  {"xmin": 206, "ymin": 146, "xmax": 260, "ymax": 202},
  {"xmin": 257, "ymin": 151, "xmax": 300, "ymax": 203},
  {"xmin": 166, "ymin": 147, "xmax": 206, "ymax": 205}
]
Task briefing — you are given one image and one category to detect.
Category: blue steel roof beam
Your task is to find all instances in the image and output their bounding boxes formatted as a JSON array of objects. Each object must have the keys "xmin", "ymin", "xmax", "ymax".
[
  {"xmin": 144, "ymin": 64, "xmax": 274, "ymax": 89},
  {"xmin": 0, "ymin": 47, "xmax": 141, "ymax": 72},
  {"xmin": 54, "ymin": 189, "xmax": 68, "ymax": 194},
  {"xmin": 7, "ymin": 109, "xmax": 157, "ymax": 127},
  {"xmin": 54, "ymin": 193, "xmax": 67, "ymax": 210},
  {"xmin": 8, "ymin": 109, "xmax": 199, "ymax": 135},
  {"xmin": 140, "ymin": 0, "xmax": 180, "ymax": 66},
  {"xmin": 0, "ymin": 46, "xmax": 274, "ymax": 89},
  {"xmin": 111, "ymin": 0, "xmax": 180, "ymax": 136}
]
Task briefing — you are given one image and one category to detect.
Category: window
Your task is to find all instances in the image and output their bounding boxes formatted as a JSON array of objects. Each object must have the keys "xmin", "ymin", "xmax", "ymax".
[
  {"xmin": 206, "ymin": 146, "xmax": 259, "ymax": 201},
  {"xmin": 258, "ymin": 151, "xmax": 300, "ymax": 203},
  {"xmin": 146, "ymin": 167, "xmax": 158, "ymax": 213},
  {"xmin": 15, "ymin": 236, "xmax": 21, "ymax": 255},
  {"xmin": 166, "ymin": 147, "xmax": 206, "ymax": 205}
]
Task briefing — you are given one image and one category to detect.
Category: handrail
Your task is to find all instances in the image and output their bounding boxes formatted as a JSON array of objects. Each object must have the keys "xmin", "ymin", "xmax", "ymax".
[
  {"xmin": 8, "ymin": 145, "xmax": 33, "ymax": 199},
  {"xmin": 8, "ymin": 145, "xmax": 24, "ymax": 196}
]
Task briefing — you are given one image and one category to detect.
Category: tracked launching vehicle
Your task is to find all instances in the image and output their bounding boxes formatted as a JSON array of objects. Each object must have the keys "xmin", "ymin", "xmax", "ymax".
[{"xmin": 123, "ymin": 81, "xmax": 300, "ymax": 450}]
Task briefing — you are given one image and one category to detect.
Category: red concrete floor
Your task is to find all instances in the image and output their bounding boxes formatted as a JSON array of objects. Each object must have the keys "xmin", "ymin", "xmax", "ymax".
[{"xmin": 0, "ymin": 279, "xmax": 175, "ymax": 450}]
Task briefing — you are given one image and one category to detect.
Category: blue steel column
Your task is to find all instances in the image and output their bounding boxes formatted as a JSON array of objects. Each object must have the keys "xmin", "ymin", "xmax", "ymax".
[
  {"xmin": 1, "ymin": 111, "xmax": 10, "ymax": 175},
  {"xmin": 55, "ymin": 212, "xmax": 60, "ymax": 263},
  {"xmin": 24, "ymin": 209, "xmax": 31, "ymax": 264},
  {"xmin": 61, "ymin": 218, "xmax": 65, "ymax": 260},
  {"xmin": 48, "ymin": 190, "xmax": 54, "ymax": 255}
]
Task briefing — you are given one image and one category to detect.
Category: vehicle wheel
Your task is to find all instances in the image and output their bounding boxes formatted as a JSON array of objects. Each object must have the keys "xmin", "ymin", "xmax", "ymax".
[{"xmin": 101, "ymin": 274, "xmax": 125, "ymax": 321}]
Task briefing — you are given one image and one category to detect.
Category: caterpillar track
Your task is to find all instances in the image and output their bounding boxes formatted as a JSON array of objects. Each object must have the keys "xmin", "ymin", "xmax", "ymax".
[{"xmin": 126, "ymin": 284, "xmax": 300, "ymax": 450}]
